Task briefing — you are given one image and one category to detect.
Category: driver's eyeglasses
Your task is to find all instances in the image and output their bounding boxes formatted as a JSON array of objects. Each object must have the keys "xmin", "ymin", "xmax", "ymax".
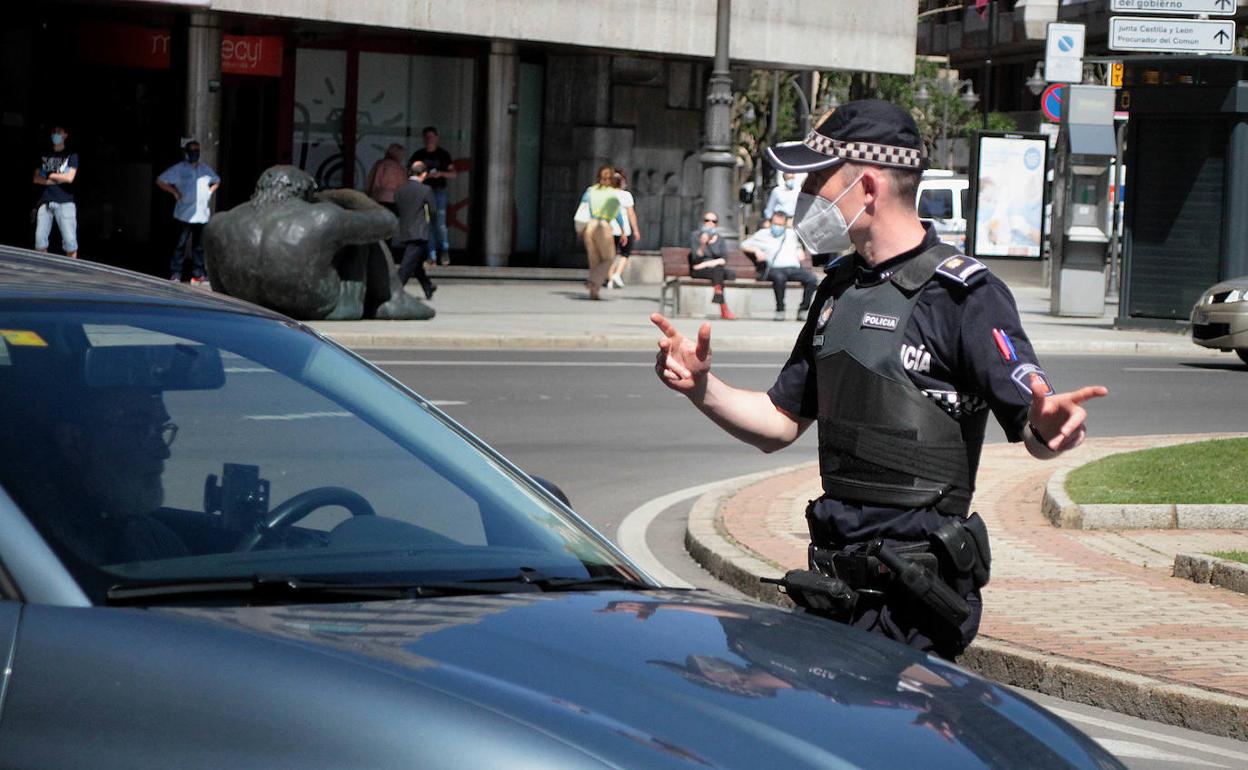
[{"xmin": 100, "ymin": 420, "xmax": 179, "ymax": 447}]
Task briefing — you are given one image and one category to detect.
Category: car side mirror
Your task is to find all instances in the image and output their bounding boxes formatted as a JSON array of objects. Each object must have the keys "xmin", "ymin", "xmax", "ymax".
[{"xmin": 532, "ymin": 476, "xmax": 571, "ymax": 508}]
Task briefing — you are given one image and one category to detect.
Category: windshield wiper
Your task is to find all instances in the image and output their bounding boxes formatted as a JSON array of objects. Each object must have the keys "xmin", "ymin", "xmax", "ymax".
[
  {"xmin": 107, "ymin": 570, "xmax": 656, "ymax": 606},
  {"xmin": 459, "ymin": 569, "xmax": 656, "ymax": 593},
  {"xmin": 106, "ymin": 575, "xmax": 521, "ymax": 606}
]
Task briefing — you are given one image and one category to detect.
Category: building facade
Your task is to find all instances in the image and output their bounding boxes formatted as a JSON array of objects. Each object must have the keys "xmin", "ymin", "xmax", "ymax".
[{"xmin": 2, "ymin": 0, "xmax": 916, "ymax": 274}]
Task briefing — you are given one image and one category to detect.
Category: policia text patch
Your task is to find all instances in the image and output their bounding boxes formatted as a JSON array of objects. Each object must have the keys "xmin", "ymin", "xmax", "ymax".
[{"xmin": 860, "ymin": 312, "xmax": 899, "ymax": 331}]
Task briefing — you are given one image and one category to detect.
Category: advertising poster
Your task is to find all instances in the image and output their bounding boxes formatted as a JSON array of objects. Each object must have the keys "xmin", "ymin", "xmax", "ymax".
[{"xmin": 969, "ymin": 133, "xmax": 1049, "ymax": 258}]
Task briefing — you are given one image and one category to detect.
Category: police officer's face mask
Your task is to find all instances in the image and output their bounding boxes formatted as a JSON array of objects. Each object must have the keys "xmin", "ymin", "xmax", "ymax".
[{"xmin": 793, "ymin": 172, "xmax": 866, "ymax": 255}]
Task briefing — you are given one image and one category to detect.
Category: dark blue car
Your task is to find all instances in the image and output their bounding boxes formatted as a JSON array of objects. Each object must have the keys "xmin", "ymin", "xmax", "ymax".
[{"xmin": 0, "ymin": 249, "xmax": 1122, "ymax": 769}]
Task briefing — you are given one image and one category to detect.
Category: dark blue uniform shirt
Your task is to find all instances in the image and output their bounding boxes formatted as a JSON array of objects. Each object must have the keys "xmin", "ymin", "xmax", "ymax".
[{"xmin": 767, "ymin": 225, "xmax": 1050, "ymax": 545}]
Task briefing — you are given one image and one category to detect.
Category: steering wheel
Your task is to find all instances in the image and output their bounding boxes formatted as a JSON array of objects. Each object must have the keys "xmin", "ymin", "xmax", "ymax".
[{"xmin": 235, "ymin": 486, "xmax": 376, "ymax": 551}]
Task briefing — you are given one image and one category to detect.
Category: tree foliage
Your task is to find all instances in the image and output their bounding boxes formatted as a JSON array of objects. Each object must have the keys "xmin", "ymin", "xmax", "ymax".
[{"xmin": 733, "ymin": 58, "xmax": 1017, "ymax": 182}]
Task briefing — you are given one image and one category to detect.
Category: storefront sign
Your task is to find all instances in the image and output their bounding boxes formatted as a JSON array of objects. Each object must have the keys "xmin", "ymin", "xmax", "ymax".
[
  {"xmin": 222, "ymin": 35, "xmax": 283, "ymax": 77},
  {"xmin": 79, "ymin": 23, "xmax": 282, "ymax": 76}
]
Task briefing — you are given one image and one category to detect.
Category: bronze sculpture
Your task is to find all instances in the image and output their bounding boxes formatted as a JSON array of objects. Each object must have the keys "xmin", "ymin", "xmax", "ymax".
[{"xmin": 204, "ymin": 166, "xmax": 434, "ymax": 320}]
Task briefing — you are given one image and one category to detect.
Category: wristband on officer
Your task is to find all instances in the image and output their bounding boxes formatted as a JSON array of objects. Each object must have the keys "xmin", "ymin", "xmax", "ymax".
[{"xmin": 1025, "ymin": 422, "xmax": 1059, "ymax": 458}]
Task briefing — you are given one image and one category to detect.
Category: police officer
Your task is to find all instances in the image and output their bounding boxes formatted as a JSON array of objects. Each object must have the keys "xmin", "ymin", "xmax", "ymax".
[{"xmin": 651, "ymin": 100, "xmax": 1108, "ymax": 660}]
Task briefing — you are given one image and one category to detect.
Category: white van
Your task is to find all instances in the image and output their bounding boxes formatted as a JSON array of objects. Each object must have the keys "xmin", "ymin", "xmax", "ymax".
[{"xmin": 916, "ymin": 170, "xmax": 969, "ymax": 252}]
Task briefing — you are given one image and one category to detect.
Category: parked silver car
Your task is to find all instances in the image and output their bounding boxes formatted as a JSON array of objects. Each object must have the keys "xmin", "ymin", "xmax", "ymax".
[
  {"xmin": 1191, "ymin": 275, "xmax": 1248, "ymax": 364},
  {"xmin": 0, "ymin": 248, "xmax": 1122, "ymax": 769}
]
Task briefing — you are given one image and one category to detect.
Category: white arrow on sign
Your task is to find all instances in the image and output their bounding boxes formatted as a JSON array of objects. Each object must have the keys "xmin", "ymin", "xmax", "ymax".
[
  {"xmin": 1110, "ymin": 0, "xmax": 1235, "ymax": 15},
  {"xmin": 1109, "ymin": 16, "xmax": 1235, "ymax": 53}
]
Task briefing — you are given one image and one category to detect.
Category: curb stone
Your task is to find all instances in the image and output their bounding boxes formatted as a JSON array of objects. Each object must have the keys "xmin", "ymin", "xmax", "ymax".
[
  {"xmin": 1174, "ymin": 552, "xmax": 1248, "ymax": 596},
  {"xmin": 685, "ymin": 479, "xmax": 1248, "ymax": 742},
  {"xmin": 1043, "ymin": 448, "xmax": 1248, "ymax": 530}
]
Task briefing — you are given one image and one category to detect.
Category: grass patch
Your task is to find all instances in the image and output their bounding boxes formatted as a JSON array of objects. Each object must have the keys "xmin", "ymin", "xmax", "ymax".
[
  {"xmin": 1211, "ymin": 551, "xmax": 1248, "ymax": 565},
  {"xmin": 1065, "ymin": 438, "xmax": 1248, "ymax": 505}
]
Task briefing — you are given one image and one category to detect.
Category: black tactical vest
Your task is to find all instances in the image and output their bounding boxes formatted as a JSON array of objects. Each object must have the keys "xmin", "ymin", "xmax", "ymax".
[{"xmin": 813, "ymin": 243, "xmax": 985, "ymax": 517}]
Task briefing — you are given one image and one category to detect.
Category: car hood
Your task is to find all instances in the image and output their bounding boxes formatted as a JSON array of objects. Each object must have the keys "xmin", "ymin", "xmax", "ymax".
[
  {"xmin": 1199, "ymin": 275, "xmax": 1248, "ymax": 298},
  {"xmin": 153, "ymin": 589, "xmax": 1117, "ymax": 770}
]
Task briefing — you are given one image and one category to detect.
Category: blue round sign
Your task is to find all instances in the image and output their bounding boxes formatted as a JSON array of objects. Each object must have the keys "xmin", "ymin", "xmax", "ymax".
[
  {"xmin": 1041, "ymin": 83, "xmax": 1064, "ymax": 123},
  {"xmin": 1058, "ymin": 35, "xmax": 1075, "ymax": 53}
]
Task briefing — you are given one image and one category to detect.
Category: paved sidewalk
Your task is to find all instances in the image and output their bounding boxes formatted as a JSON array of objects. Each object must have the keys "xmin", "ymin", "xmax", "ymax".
[
  {"xmin": 310, "ymin": 277, "xmax": 1210, "ymax": 356},
  {"xmin": 685, "ymin": 434, "xmax": 1248, "ymax": 741}
]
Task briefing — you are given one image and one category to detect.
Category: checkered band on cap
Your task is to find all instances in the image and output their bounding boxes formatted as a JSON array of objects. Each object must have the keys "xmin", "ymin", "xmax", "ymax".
[{"xmin": 803, "ymin": 131, "xmax": 924, "ymax": 169}]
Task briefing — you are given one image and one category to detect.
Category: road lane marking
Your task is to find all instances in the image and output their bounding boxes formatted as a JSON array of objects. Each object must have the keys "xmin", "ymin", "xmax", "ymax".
[
  {"xmin": 428, "ymin": 400, "xmax": 466, "ymax": 406},
  {"xmin": 368, "ymin": 359, "xmax": 779, "ymax": 369},
  {"xmin": 1045, "ymin": 705, "xmax": 1248, "ymax": 763},
  {"xmin": 1092, "ymin": 739, "xmax": 1227, "ymax": 767},
  {"xmin": 616, "ymin": 464, "xmax": 809, "ymax": 590},
  {"xmin": 1122, "ymin": 367, "xmax": 1234, "ymax": 373}
]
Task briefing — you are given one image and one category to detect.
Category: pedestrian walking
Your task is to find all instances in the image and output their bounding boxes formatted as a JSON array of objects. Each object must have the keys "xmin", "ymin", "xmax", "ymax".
[
  {"xmin": 32, "ymin": 124, "xmax": 79, "ymax": 259},
  {"xmin": 762, "ymin": 172, "xmax": 801, "ymax": 223},
  {"xmin": 652, "ymin": 99, "xmax": 1108, "ymax": 660},
  {"xmin": 606, "ymin": 169, "xmax": 641, "ymax": 289},
  {"xmin": 409, "ymin": 127, "xmax": 455, "ymax": 265},
  {"xmin": 156, "ymin": 139, "xmax": 220, "ymax": 284},
  {"xmin": 365, "ymin": 143, "xmax": 408, "ymax": 213},
  {"xmin": 579, "ymin": 165, "xmax": 623, "ymax": 301},
  {"xmin": 740, "ymin": 211, "xmax": 819, "ymax": 321},
  {"xmin": 392, "ymin": 160, "xmax": 437, "ymax": 300},
  {"xmin": 688, "ymin": 210, "xmax": 737, "ymax": 320}
]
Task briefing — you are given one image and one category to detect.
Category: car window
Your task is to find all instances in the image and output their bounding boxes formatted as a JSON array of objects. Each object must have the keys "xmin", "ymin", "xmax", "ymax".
[
  {"xmin": 0, "ymin": 305, "xmax": 640, "ymax": 601},
  {"xmin": 918, "ymin": 187, "xmax": 954, "ymax": 220},
  {"xmin": 959, "ymin": 187, "xmax": 969, "ymax": 221}
]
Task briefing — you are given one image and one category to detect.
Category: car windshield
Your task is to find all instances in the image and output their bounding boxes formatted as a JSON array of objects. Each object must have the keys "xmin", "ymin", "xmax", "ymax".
[{"xmin": 0, "ymin": 303, "xmax": 644, "ymax": 603}]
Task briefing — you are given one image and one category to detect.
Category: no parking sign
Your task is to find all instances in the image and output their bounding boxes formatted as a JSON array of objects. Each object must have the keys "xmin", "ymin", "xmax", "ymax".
[{"xmin": 1041, "ymin": 84, "xmax": 1065, "ymax": 123}]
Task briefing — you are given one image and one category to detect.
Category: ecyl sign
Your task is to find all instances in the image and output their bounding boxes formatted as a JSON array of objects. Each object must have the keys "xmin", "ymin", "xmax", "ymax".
[{"xmin": 78, "ymin": 23, "xmax": 283, "ymax": 76}]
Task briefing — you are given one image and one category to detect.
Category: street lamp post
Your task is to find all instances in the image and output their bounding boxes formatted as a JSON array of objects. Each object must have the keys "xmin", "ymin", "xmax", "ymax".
[
  {"xmin": 701, "ymin": 0, "xmax": 737, "ymax": 247},
  {"xmin": 915, "ymin": 76, "xmax": 979, "ymax": 170}
]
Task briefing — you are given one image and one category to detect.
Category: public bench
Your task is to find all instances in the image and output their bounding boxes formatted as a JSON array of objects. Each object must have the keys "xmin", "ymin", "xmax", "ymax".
[{"xmin": 658, "ymin": 246, "xmax": 816, "ymax": 318}]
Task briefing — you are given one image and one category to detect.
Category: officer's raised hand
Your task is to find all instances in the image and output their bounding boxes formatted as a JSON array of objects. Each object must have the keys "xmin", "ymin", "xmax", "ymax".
[
  {"xmin": 650, "ymin": 312, "xmax": 807, "ymax": 452},
  {"xmin": 1025, "ymin": 378, "xmax": 1109, "ymax": 457},
  {"xmin": 651, "ymin": 313, "xmax": 712, "ymax": 396}
]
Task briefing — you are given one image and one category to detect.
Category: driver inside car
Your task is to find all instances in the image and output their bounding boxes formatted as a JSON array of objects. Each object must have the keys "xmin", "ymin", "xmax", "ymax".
[{"xmin": 43, "ymin": 387, "xmax": 189, "ymax": 565}]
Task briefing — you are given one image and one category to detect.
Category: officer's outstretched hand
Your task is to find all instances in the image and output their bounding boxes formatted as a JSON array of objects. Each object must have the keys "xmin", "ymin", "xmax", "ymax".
[
  {"xmin": 1026, "ymin": 379, "xmax": 1109, "ymax": 453},
  {"xmin": 652, "ymin": 313, "xmax": 712, "ymax": 396}
]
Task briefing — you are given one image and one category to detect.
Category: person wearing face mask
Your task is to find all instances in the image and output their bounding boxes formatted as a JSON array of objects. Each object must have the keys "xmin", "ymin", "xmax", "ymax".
[
  {"xmin": 32, "ymin": 124, "xmax": 79, "ymax": 258},
  {"xmin": 740, "ymin": 211, "xmax": 819, "ymax": 321},
  {"xmin": 651, "ymin": 99, "xmax": 1108, "ymax": 661},
  {"xmin": 762, "ymin": 172, "xmax": 802, "ymax": 223},
  {"xmin": 157, "ymin": 140, "xmax": 221, "ymax": 285},
  {"xmin": 688, "ymin": 211, "xmax": 737, "ymax": 320}
]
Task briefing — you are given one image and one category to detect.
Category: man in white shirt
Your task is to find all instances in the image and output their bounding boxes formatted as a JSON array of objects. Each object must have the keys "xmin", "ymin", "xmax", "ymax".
[
  {"xmin": 740, "ymin": 211, "xmax": 820, "ymax": 321},
  {"xmin": 762, "ymin": 172, "xmax": 802, "ymax": 222}
]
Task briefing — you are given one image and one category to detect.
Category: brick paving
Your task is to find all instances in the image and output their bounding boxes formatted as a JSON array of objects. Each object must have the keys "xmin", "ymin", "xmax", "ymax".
[{"xmin": 714, "ymin": 435, "xmax": 1248, "ymax": 701}]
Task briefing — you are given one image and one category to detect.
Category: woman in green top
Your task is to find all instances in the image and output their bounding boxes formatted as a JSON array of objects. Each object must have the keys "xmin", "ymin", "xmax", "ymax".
[{"xmin": 580, "ymin": 165, "xmax": 623, "ymax": 300}]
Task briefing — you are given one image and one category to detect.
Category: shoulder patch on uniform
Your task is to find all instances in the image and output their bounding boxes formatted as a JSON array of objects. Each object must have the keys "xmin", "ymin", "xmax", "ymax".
[{"xmin": 934, "ymin": 254, "xmax": 988, "ymax": 286}]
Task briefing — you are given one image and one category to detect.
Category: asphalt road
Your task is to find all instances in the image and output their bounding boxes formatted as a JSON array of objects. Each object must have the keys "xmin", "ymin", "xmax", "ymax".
[{"xmin": 364, "ymin": 347, "xmax": 1248, "ymax": 768}]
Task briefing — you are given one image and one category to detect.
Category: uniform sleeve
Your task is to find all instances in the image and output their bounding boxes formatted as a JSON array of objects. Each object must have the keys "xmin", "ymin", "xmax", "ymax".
[
  {"xmin": 957, "ymin": 277, "xmax": 1049, "ymax": 442},
  {"xmin": 766, "ymin": 277, "xmax": 835, "ymax": 419},
  {"xmin": 157, "ymin": 164, "xmax": 177, "ymax": 185}
]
